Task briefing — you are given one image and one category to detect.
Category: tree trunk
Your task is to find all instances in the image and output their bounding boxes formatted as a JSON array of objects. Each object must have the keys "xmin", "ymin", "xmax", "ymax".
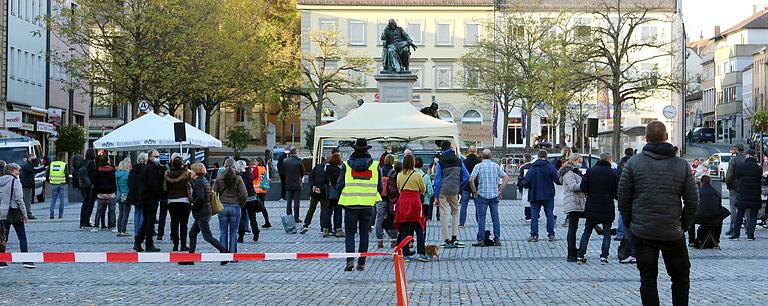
[
  {"xmin": 215, "ymin": 105, "xmax": 222, "ymax": 139},
  {"xmin": 525, "ymin": 108, "xmax": 533, "ymax": 149},
  {"xmin": 611, "ymin": 97, "xmax": 623, "ymax": 159},
  {"xmin": 260, "ymin": 102, "xmax": 267, "ymax": 145},
  {"xmin": 280, "ymin": 119, "xmax": 286, "ymax": 144},
  {"xmin": 558, "ymin": 108, "xmax": 567, "ymax": 148},
  {"xmin": 315, "ymin": 94, "xmax": 323, "ymax": 128}
]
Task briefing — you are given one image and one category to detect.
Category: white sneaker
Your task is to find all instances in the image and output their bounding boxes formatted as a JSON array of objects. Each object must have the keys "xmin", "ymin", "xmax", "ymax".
[
  {"xmin": 620, "ymin": 256, "xmax": 636, "ymax": 264},
  {"xmin": 90, "ymin": 228, "xmax": 99, "ymax": 233},
  {"xmin": 111, "ymin": 228, "xmax": 118, "ymax": 233}
]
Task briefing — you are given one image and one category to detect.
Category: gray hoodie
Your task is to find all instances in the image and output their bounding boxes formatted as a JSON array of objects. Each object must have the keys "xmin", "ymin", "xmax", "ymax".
[{"xmin": 0, "ymin": 174, "xmax": 27, "ymax": 220}]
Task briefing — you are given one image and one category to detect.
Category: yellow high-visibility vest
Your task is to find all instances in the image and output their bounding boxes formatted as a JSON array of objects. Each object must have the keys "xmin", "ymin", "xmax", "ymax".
[
  {"xmin": 49, "ymin": 161, "xmax": 67, "ymax": 185},
  {"xmin": 338, "ymin": 160, "xmax": 381, "ymax": 207}
]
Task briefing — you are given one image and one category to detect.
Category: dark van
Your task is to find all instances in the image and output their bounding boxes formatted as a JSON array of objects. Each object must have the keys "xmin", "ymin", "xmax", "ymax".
[{"xmin": 692, "ymin": 127, "xmax": 716, "ymax": 143}]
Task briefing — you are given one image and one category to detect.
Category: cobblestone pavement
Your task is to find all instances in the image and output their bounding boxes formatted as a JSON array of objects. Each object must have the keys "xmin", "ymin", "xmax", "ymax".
[{"xmin": 1, "ymin": 195, "xmax": 767, "ymax": 305}]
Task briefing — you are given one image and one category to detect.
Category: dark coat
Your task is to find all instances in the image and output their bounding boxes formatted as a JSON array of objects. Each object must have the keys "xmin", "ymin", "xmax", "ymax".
[
  {"xmin": 735, "ymin": 157, "xmax": 763, "ymax": 210},
  {"xmin": 165, "ymin": 168, "xmax": 191, "ymax": 200},
  {"xmin": 725, "ymin": 152, "xmax": 746, "ymax": 191},
  {"xmin": 191, "ymin": 176, "xmax": 212, "ymax": 219},
  {"xmin": 618, "ymin": 142, "xmax": 699, "ymax": 241},
  {"xmin": 695, "ymin": 184, "xmax": 724, "ymax": 225},
  {"xmin": 308, "ymin": 163, "xmax": 329, "ymax": 198},
  {"xmin": 139, "ymin": 161, "xmax": 166, "ymax": 204},
  {"xmin": 20, "ymin": 160, "xmax": 45, "ymax": 188},
  {"xmin": 580, "ymin": 160, "xmax": 619, "ymax": 223},
  {"xmin": 282, "ymin": 155, "xmax": 305, "ymax": 191},
  {"xmin": 462, "ymin": 153, "xmax": 482, "ymax": 191},
  {"xmin": 127, "ymin": 163, "xmax": 144, "ymax": 206},
  {"xmin": 517, "ymin": 162, "xmax": 533, "ymax": 192},
  {"xmin": 239, "ymin": 170, "xmax": 256, "ymax": 198},
  {"xmin": 521, "ymin": 159, "xmax": 561, "ymax": 202},
  {"xmin": 92, "ymin": 166, "xmax": 117, "ymax": 195}
]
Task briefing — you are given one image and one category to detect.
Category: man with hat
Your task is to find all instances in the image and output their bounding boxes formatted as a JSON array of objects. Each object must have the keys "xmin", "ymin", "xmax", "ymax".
[
  {"xmin": 337, "ymin": 138, "xmax": 382, "ymax": 272},
  {"xmin": 724, "ymin": 143, "xmax": 746, "ymax": 236},
  {"xmin": 729, "ymin": 148, "xmax": 762, "ymax": 241}
]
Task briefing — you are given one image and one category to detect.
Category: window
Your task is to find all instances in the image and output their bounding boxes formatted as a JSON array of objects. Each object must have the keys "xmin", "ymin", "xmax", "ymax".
[
  {"xmin": 508, "ymin": 118, "xmax": 524, "ymax": 145},
  {"xmin": 348, "ymin": 20, "xmax": 366, "ymax": 46},
  {"xmin": 17, "ymin": 49, "xmax": 22, "ymax": 80},
  {"xmin": 640, "ymin": 63, "xmax": 658, "ymax": 86},
  {"xmin": 575, "ymin": 18, "xmax": 591, "ymax": 40},
  {"xmin": 91, "ymin": 103, "xmax": 119, "ymax": 118},
  {"xmin": 411, "ymin": 67, "xmax": 423, "ymax": 89},
  {"xmin": 38, "ymin": 55, "xmax": 43, "ymax": 85},
  {"xmin": 437, "ymin": 109, "xmax": 454, "ymax": 123},
  {"xmin": 32, "ymin": 0, "xmax": 36, "ymax": 19},
  {"xmin": 640, "ymin": 26, "xmax": 658, "ymax": 43},
  {"xmin": 235, "ymin": 106, "xmax": 246, "ymax": 122},
  {"xmin": 25, "ymin": 0, "xmax": 30, "ymax": 20},
  {"xmin": 320, "ymin": 18, "xmax": 337, "ymax": 32},
  {"xmin": 464, "ymin": 67, "xmax": 480, "ymax": 88},
  {"xmin": 465, "ymin": 22, "xmax": 480, "ymax": 45},
  {"xmin": 462, "ymin": 110, "xmax": 482, "ymax": 124},
  {"xmin": 436, "ymin": 67, "xmax": 452, "ymax": 89},
  {"xmin": 436, "ymin": 21, "xmax": 452, "ymax": 45},
  {"xmin": 9, "ymin": 47, "xmax": 15, "ymax": 79},
  {"xmin": 10, "ymin": 0, "xmax": 15, "ymax": 15},
  {"xmin": 513, "ymin": 25, "xmax": 524, "ymax": 37},
  {"xmin": 407, "ymin": 21, "xmax": 424, "ymax": 45},
  {"xmin": 23, "ymin": 51, "xmax": 29, "ymax": 82},
  {"xmin": 30, "ymin": 54, "xmax": 36, "ymax": 85},
  {"xmin": 348, "ymin": 70, "xmax": 365, "ymax": 85}
]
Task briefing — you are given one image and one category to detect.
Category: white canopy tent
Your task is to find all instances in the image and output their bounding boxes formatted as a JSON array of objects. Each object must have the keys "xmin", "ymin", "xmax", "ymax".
[
  {"xmin": 312, "ymin": 102, "xmax": 461, "ymax": 164},
  {"xmin": 93, "ymin": 112, "xmax": 222, "ymax": 151}
]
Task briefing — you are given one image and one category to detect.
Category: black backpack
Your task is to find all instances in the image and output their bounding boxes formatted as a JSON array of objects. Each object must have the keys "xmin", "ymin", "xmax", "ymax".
[
  {"xmin": 617, "ymin": 237, "xmax": 630, "ymax": 261},
  {"xmin": 78, "ymin": 163, "xmax": 92, "ymax": 188}
]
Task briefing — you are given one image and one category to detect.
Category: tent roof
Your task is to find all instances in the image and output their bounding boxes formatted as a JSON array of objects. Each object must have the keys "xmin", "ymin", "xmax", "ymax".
[
  {"xmin": 314, "ymin": 102, "xmax": 459, "ymax": 142},
  {"xmin": 93, "ymin": 112, "xmax": 222, "ymax": 151}
]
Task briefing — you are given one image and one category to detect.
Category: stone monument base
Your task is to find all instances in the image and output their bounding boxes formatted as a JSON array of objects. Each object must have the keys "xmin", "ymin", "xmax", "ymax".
[{"xmin": 374, "ymin": 73, "xmax": 417, "ymax": 103}]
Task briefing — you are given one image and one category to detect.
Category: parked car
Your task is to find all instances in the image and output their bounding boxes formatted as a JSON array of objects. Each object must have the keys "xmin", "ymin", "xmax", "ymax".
[
  {"xmin": 396, "ymin": 149, "xmax": 441, "ymax": 173},
  {"xmin": 0, "ymin": 131, "xmax": 45, "ymax": 197},
  {"xmin": 706, "ymin": 153, "xmax": 732, "ymax": 179},
  {"xmin": 692, "ymin": 127, "xmax": 716, "ymax": 143}
]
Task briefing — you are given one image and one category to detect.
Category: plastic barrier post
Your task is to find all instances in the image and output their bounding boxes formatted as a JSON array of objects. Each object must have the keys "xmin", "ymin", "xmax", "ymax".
[{"xmin": 393, "ymin": 235, "xmax": 414, "ymax": 306}]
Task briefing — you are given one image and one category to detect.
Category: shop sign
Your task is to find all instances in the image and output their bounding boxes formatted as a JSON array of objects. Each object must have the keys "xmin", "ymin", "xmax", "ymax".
[
  {"xmin": 37, "ymin": 122, "xmax": 56, "ymax": 134},
  {"xmin": 5, "ymin": 112, "xmax": 22, "ymax": 128}
]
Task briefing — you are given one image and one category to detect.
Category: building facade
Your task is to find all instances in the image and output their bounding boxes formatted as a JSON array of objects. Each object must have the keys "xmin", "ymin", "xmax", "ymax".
[
  {"xmin": 48, "ymin": 1, "xmax": 89, "ymax": 128},
  {"xmin": 6, "ymin": 0, "xmax": 50, "ymax": 150},
  {"xmin": 297, "ymin": 0, "xmax": 681, "ymax": 153}
]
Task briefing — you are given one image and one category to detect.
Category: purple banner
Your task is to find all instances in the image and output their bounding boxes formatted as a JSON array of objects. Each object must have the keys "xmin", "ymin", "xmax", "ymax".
[
  {"xmin": 521, "ymin": 109, "xmax": 527, "ymax": 138},
  {"xmin": 492, "ymin": 101, "xmax": 498, "ymax": 138}
]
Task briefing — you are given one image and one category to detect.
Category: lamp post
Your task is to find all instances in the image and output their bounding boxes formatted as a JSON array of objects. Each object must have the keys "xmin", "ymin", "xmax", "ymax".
[{"xmin": 68, "ymin": 46, "xmax": 75, "ymax": 126}]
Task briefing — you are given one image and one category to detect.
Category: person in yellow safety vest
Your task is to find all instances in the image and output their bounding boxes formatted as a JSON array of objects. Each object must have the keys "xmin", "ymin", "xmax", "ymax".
[
  {"xmin": 337, "ymin": 138, "xmax": 382, "ymax": 272},
  {"xmin": 47, "ymin": 152, "xmax": 69, "ymax": 219}
]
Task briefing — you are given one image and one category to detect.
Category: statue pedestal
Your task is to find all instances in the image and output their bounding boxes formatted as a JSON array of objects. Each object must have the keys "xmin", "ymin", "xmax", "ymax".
[{"xmin": 374, "ymin": 73, "xmax": 417, "ymax": 103}]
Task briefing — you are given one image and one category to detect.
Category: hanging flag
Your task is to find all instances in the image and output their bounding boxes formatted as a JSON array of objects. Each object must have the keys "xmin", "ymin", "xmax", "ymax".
[
  {"xmin": 492, "ymin": 100, "xmax": 498, "ymax": 138},
  {"xmin": 521, "ymin": 109, "xmax": 527, "ymax": 138}
]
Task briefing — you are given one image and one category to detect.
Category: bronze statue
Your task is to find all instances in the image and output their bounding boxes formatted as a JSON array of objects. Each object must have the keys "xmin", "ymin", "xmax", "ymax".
[{"xmin": 380, "ymin": 19, "xmax": 417, "ymax": 74}]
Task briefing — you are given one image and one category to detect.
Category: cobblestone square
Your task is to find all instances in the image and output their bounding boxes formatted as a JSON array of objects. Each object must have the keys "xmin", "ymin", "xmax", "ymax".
[{"xmin": 1, "ymin": 194, "xmax": 767, "ymax": 305}]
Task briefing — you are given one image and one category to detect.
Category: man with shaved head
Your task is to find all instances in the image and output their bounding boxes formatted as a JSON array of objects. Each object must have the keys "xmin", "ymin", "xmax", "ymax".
[{"xmin": 618, "ymin": 121, "xmax": 698, "ymax": 306}]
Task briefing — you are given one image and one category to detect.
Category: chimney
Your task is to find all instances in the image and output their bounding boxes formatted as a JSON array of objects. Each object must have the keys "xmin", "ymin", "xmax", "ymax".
[
  {"xmin": 754, "ymin": 5, "xmax": 758, "ymax": 15},
  {"xmin": 714, "ymin": 25, "xmax": 721, "ymax": 37}
]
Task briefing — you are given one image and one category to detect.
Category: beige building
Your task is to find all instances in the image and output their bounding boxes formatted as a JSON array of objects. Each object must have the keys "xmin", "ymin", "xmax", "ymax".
[{"xmin": 298, "ymin": 0, "xmax": 682, "ymax": 152}]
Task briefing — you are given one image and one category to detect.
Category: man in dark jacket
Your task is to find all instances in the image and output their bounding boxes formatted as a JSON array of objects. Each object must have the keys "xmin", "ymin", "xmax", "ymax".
[
  {"xmin": 134, "ymin": 149, "xmax": 165, "ymax": 252},
  {"xmin": 337, "ymin": 138, "xmax": 382, "ymax": 271},
  {"xmin": 618, "ymin": 121, "xmax": 698, "ymax": 306},
  {"xmin": 20, "ymin": 154, "xmax": 46, "ymax": 219},
  {"xmin": 724, "ymin": 143, "xmax": 745, "ymax": 235},
  {"xmin": 433, "ymin": 141, "xmax": 470, "ymax": 248},
  {"xmin": 522, "ymin": 150, "xmax": 562, "ymax": 242},
  {"xmin": 282, "ymin": 147, "xmax": 305, "ymax": 223},
  {"xmin": 615, "ymin": 147, "xmax": 634, "ymax": 241},
  {"xmin": 688, "ymin": 175, "xmax": 725, "ymax": 247},
  {"xmin": 460, "ymin": 145, "xmax": 482, "ymax": 227},
  {"xmin": 577, "ymin": 153, "xmax": 619, "ymax": 264},
  {"xmin": 277, "ymin": 148, "xmax": 289, "ymax": 201},
  {"xmin": 730, "ymin": 149, "xmax": 762, "ymax": 241},
  {"xmin": 127, "ymin": 154, "xmax": 146, "ymax": 236},
  {"xmin": 302, "ymin": 156, "xmax": 329, "ymax": 234}
]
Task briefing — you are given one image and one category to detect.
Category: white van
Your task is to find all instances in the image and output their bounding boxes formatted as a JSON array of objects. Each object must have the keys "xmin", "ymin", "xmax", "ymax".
[{"xmin": 0, "ymin": 130, "xmax": 45, "ymax": 197}]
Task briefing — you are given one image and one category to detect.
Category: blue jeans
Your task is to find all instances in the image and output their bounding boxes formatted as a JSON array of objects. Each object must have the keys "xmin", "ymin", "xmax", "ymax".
[
  {"xmin": 459, "ymin": 190, "xmax": 473, "ymax": 226},
  {"xmin": 219, "ymin": 204, "xmax": 241, "ymax": 253},
  {"xmin": 133, "ymin": 206, "xmax": 143, "ymax": 236},
  {"xmin": 530, "ymin": 200, "xmax": 555, "ymax": 237},
  {"xmin": 475, "ymin": 196, "xmax": 500, "ymax": 242},
  {"xmin": 322, "ymin": 199, "xmax": 343, "ymax": 230},
  {"xmin": 578, "ymin": 220, "xmax": 612, "ymax": 258},
  {"xmin": 49, "ymin": 184, "xmax": 66, "ymax": 217},
  {"xmin": 616, "ymin": 215, "xmax": 625, "ymax": 239}
]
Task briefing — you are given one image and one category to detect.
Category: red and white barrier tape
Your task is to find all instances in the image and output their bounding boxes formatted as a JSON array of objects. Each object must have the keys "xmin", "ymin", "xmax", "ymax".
[{"xmin": 0, "ymin": 252, "xmax": 390, "ymax": 263}]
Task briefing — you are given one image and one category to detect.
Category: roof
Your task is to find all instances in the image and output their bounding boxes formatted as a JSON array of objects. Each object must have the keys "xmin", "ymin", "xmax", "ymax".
[
  {"xmin": 685, "ymin": 91, "xmax": 702, "ymax": 101},
  {"xmin": 721, "ymin": 9, "xmax": 768, "ymax": 37},
  {"xmin": 298, "ymin": 0, "xmax": 493, "ymax": 6}
]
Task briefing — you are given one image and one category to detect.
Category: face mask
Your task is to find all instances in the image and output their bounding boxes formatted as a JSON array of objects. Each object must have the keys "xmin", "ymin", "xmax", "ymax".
[
  {"xmin": 152, "ymin": 159, "xmax": 161, "ymax": 166},
  {"xmin": 573, "ymin": 163, "xmax": 582, "ymax": 168}
]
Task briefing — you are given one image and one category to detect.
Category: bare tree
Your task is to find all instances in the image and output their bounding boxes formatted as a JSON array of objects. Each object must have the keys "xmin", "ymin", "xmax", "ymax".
[{"xmin": 577, "ymin": 0, "xmax": 683, "ymax": 158}]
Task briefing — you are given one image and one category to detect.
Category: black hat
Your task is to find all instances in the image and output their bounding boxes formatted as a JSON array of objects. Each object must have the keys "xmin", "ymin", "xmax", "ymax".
[{"xmin": 351, "ymin": 138, "xmax": 372, "ymax": 150}]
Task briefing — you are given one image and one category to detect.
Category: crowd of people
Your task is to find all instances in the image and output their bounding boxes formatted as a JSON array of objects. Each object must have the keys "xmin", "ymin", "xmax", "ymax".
[{"xmin": 2, "ymin": 120, "xmax": 767, "ymax": 305}]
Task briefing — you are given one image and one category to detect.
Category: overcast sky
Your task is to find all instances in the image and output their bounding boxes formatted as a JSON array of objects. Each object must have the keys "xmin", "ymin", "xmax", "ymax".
[{"xmin": 683, "ymin": 0, "xmax": 768, "ymax": 40}]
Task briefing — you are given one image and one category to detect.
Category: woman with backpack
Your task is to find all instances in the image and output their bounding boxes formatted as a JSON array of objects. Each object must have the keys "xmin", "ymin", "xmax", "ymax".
[
  {"xmin": 394, "ymin": 155, "xmax": 428, "ymax": 262},
  {"xmin": 164, "ymin": 156, "xmax": 193, "ymax": 251},
  {"xmin": 252, "ymin": 157, "xmax": 271, "ymax": 229},
  {"xmin": 375, "ymin": 155, "xmax": 397, "ymax": 248},
  {"xmin": 212, "ymin": 158, "xmax": 247, "ymax": 255}
]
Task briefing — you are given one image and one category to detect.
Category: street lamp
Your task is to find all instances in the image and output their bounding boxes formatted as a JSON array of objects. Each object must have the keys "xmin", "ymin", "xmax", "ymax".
[{"xmin": 68, "ymin": 46, "xmax": 75, "ymax": 126}]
